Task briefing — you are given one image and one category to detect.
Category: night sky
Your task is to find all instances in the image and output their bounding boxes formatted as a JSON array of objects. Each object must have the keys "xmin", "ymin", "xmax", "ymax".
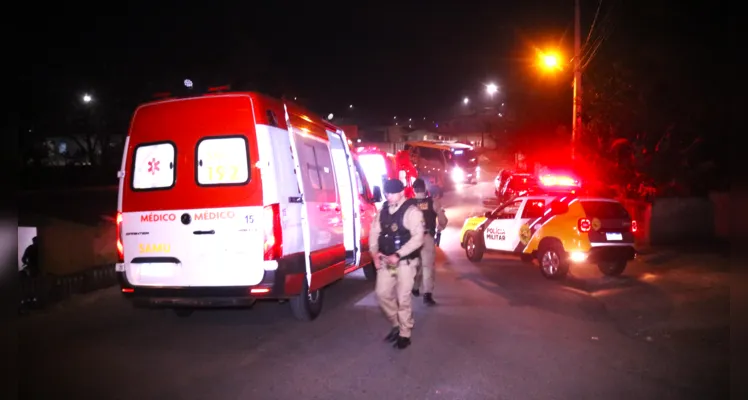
[{"xmin": 29, "ymin": 0, "xmax": 725, "ymax": 133}]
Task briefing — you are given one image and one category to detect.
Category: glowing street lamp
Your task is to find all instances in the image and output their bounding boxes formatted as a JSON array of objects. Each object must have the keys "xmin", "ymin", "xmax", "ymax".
[
  {"xmin": 82, "ymin": 94, "xmax": 92, "ymax": 103},
  {"xmin": 538, "ymin": 51, "xmax": 562, "ymax": 71},
  {"xmin": 485, "ymin": 83, "xmax": 498, "ymax": 96},
  {"xmin": 463, "ymin": 97, "xmax": 470, "ymax": 105}
]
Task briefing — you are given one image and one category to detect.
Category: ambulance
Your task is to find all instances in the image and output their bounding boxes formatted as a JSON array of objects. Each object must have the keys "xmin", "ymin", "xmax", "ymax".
[{"xmin": 115, "ymin": 90, "xmax": 382, "ymax": 320}]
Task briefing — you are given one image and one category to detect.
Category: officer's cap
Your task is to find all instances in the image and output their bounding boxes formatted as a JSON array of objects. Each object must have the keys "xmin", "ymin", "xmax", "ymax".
[
  {"xmin": 412, "ymin": 178, "xmax": 426, "ymax": 193},
  {"xmin": 383, "ymin": 179, "xmax": 405, "ymax": 194}
]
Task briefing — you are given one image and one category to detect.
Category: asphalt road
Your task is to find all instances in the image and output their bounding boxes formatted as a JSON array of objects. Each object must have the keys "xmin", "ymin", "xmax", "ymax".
[{"xmin": 18, "ymin": 181, "xmax": 729, "ymax": 400}]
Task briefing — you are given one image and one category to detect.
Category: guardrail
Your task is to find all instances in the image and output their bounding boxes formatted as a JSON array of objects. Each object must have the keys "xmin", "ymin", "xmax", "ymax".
[{"xmin": 19, "ymin": 263, "xmax": 117, "ymax": 313}]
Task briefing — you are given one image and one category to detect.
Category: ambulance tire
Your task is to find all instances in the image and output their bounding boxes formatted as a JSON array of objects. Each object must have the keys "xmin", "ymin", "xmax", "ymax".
[
  {"xmin": 464, "ymin": 231, "xmax": 484, "ymax": 262},
  {"xmin": 363, "ymin": 262, "xmax": 377, "ymax": 281},
  {"xmin": 537, "ymin": 242, "xmax": 569, "ymax": 280},
  {"xmin": 290, "ymin": 279, "xmax": 324, "ymax": 321},
  {"xmin": 598, "ymin": 261, "xmax": 627, "ymax": 276},
  {"xmin": 173, "ymin": 308, "xmax": 194, "ymax": 318}
]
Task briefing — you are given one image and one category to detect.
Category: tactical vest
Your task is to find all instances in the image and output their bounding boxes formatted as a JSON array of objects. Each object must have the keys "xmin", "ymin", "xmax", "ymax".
[
  {"xmin": 415, "ymin": 197, "xmax": 437, "ymax": 234},
  {"xmin": 378, "ymin": 198, "xmax": 419, "ymax": 259}
]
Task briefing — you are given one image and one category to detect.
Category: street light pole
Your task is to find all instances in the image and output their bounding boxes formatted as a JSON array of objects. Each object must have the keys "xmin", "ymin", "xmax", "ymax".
[{"xmin": 572, "ymin": 0, "xmax": 582, "ymax": 161}]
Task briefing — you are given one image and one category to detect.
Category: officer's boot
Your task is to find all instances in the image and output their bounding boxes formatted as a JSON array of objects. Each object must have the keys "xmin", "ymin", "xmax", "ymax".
[
  {"xmin": 384, "ymin": 327, "xmax": 399, "ymax": 342},
  {"xmin": 411, "ymin": 288, "xmax": 420, "ymax": 297},
  {"xmin": 394, "ymin": 336, "xmax": 411, "ymax": 349},
  {"xmin": 423, "ymin": 293, "xmax": 436, "ymax": 306}
]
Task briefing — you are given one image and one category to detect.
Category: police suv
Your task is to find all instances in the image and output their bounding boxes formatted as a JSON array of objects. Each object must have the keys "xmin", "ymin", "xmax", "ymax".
[{"xmin": 459, "ymin": 194, "xmax": 637, "ymax": 279}]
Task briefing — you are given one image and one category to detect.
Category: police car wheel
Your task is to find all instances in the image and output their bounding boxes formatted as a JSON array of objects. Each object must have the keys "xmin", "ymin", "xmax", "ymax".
[
  {"xmin": 465, "ymin": 231, "xmax": 484, "ymax": 262},
  {"xmin": 538, "ymin": 244, "xmax": 569, "ymax": 279},
  {"xmin": 290, "ymin": 279, "xmax": 324, "ymax": 321},
  {"xmin": 598, "ymin": 261, "xmax": 627, "ymax": 276}
]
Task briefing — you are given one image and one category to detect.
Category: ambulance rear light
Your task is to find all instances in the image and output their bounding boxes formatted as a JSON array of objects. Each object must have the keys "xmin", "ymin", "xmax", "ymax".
[
  {"xmin": 631, "ymin": 220, "xmax": 638, "ymax": 233},
  {"xmin": 263, "ymin": 203, "xmax": 283, "ymax": 261},
  {"xmin": 578, "ymin": 217, "xmax": 592, "ymax": 233},
  {"xmin": 116, "ymin": 212, "xmax": 124, "ymax": 263}
]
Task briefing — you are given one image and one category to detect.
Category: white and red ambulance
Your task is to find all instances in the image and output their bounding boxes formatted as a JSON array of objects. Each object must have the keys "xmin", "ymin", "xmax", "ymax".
[{"xmin": 115, "ymin": 91, "xmax": 382, "ymax": 320}]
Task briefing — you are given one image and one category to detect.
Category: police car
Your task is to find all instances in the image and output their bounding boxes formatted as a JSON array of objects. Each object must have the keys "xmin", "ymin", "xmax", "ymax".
[{"xmin": 458, "ymin": 194, "xmax": 637, "ymax": 279}]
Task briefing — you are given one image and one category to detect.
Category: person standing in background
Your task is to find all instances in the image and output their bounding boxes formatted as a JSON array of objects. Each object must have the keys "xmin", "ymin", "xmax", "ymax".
[{"xmin": 411, "ymin": 178, "xmax": 447, "ymax": 306}]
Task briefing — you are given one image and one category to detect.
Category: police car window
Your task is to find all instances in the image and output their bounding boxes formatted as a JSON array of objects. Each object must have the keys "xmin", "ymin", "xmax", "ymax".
[
  {"xmin": 131, "ymin": 141, "xmax": 176, "ymax": 191},
  {"xmin": 497, "ymin": 200, "xmax": 523, "ymax": 219},
  {"xmin": 522, "ymin": 200, "xmax": 545, "ymax": 219},
  {"xmin": 196, "ymin": 136, "xmax": 250, "ymax": 186},
  {"xmin": 580, "ymin": 201, "xmax": 630, "ymax": 219}
]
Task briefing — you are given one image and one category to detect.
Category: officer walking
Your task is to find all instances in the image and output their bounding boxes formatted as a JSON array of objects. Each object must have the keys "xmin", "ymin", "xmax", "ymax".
[
  {"xmin": 411, "ymin": 178, "xmax": 448, "ymax": 305},
  {"xmin": 369, "ymin": 179, "xmax": 425, "ymax": 349}
]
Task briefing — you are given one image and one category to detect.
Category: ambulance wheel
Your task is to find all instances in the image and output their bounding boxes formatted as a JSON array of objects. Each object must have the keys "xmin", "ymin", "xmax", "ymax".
[
  {"xmin": 363, "ymin": 262, "xmax": 377, "ymax": 281},
  {"xmin": 290, "ymin": 279, "xmax": 324, "ymax": 321},
  {"xmin": 598, "ymin": 261, "xmax": 627, "ymax": 276},
  {"xmin": 173, "ymin": 308, "xmax": 194, "ymax": 318},
  {"xmin": 537, "ymin": 243, "xmax": 569, "ymax": 279},
  {"xmin": 464, "ymin": 231, "xmax": 484, "ymax": 262}
]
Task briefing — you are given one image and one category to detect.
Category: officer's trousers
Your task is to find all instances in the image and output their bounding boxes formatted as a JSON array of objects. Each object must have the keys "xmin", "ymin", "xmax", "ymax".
[
  {"xmin": 414, "ymin": 234, "xmax": 436, "ymax": 293},
  {"xmin": 375, "ymin": 258, "xmax": 418, "ymax": 338}
]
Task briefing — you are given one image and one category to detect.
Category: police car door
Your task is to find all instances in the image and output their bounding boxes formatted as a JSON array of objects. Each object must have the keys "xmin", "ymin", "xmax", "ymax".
[{"xmin": 484, "ymin": 199, "xmax": 524, "ymax": 251}]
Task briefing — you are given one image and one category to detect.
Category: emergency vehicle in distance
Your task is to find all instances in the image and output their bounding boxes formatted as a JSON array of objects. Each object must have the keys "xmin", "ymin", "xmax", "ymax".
[
  {"xmin": 116, "ymin": 89, "xmax": 383, "ymax": 320},
  {"xmin": 354, "ymin": 146, "xmax": 396, "ymax": 195},
  {"xmin": 458, "ymin": 190, "xmax": 637, "ymax": 279},
  {"xmin": 404, "ymin": 141, "xmax": 479, "ymax": 187},
  {"xmin": 495, "ymin": 171, "xmax": 582, "ymax": 203},
  {"xmin": 355, "ymin": 146, "xmax": 419, "ymax": 200}
]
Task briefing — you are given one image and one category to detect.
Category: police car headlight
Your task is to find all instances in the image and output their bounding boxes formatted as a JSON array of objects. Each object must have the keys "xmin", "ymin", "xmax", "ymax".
[{"xmin": 451, "ymin": 167, "xmax": 464, "ymax": 182}]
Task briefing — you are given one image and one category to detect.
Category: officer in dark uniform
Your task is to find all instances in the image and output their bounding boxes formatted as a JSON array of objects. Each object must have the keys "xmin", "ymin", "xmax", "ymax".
[
  {"xmin": 369, "ymin": 178, "xmax": 425, "ymax": 349},
  {"xmin": 411, "ymin": 178, "xmax": 447, "ymax": 305}
]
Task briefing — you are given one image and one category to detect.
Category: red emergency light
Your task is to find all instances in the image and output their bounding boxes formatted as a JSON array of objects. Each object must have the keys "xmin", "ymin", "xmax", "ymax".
[{"xmin": 539, "ymin": 174, "xmax": 580, "ymax": 188}]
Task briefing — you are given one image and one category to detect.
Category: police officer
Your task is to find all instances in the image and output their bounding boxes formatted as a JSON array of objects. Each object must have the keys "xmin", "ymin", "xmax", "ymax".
[
  {"xmin": 369, "ymin": 178, "xmax": 425, "ymax": 349},
  {"xmin": 411, "ymin": 178, "xmax": 448, "ymax": 305}
]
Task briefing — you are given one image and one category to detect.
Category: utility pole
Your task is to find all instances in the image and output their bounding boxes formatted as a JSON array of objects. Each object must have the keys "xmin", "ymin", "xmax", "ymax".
[{"xmin": 572, "ymin": 0, "xmax": 582, "ymax": 161}]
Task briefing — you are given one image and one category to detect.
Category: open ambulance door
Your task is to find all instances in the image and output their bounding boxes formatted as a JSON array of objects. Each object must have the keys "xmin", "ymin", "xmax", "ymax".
[{"xmin": 326, "ymin": 129, "xmax": 362, "ymax": 268}]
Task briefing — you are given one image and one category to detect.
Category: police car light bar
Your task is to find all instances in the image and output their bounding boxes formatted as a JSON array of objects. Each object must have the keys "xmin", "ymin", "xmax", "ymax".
[{"xmin": 539, "ymin": 174, "xmax": 580, "ymax": 187}]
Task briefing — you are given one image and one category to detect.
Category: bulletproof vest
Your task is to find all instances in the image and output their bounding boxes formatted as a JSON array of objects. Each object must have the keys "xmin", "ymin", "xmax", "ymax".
[
  {"xmin": 415, "ymin": 197, "xmax": 437, "ymax": 233},
  {"xmin": 378, "ymin": 198, "xmax": 419, "ymax": 259}
]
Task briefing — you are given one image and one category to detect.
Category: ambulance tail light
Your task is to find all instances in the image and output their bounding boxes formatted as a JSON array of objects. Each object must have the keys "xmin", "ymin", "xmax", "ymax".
[
  {"xmin": 116, "ymin": 212, "xmax": 124, "ymax": 263},
  {"xmin": 578, "ymin": 218, "xmax": 592, "ymax": 233},
  {"xmin": 631, "ymin": 220, "xmax": 638, "ymax": 233},
  {"xmin": 263, "ymin": 203, "xmax": 283, "ymax": 261}
]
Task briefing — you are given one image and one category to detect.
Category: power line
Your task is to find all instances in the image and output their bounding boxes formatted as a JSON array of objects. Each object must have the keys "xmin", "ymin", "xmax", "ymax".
[
  {"xmin": 584, "ymin": 0, "xmax": 603, "ymax": 47},
  {"xmin": 581, "ymin": 0, "xmax": 619, "ymax": 70}
]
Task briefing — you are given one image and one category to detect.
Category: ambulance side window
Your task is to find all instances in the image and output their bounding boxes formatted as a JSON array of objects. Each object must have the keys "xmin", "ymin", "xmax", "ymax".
[
  {"xmin": 353, "ymin": 159, "xmax": 373, "ymax": 200},
  {"xmin": 195, "ymin": 135, "xmax": 250, "ymax": 186},
  {"xmin": 131, "ymin": 141, "xmax": 176, "ymax": 191},
  {"xmin": 298, "ymin": 139, "xmax": 337, "ymax": 203}
]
